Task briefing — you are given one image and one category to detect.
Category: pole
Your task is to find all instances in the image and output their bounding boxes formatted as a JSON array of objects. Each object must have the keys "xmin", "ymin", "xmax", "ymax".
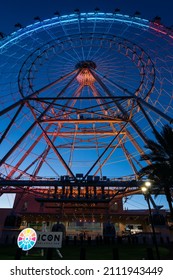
[{"xmin": 146, "ymin": 195, "xmax": 160, "ymax": 259}]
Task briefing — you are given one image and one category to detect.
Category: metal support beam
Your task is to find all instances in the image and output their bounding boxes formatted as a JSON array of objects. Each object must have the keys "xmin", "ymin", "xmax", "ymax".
[
  {"xmin": 40, "ymin": 118, "xmax": 124, "ymax": 124},
  {"xmin": 94, "ymin": 68, "xmax": 173, "ymax": 124},
  {"xmin": 83, "ymin": 122, "xmax": 128, "ymax": 180},
  {"xmin": 0, "ymin": 104, "xmax": 23, "ymax": 144},
  {"xmin": 0, "ymin": 179, "xmax": 143, "ymax": 187},
  {"xmin": 0, "ymin": 69, "xmax": 77, "ymax": 117},
  {"xmin": 47, "ymin": 131, "xmax": 126, "ymax": 136}
]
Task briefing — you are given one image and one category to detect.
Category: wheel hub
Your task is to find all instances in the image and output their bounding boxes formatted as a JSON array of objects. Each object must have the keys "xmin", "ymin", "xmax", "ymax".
[{"xmin": 76, "ymin": 60, "xmax": 96, "ymax": 86}]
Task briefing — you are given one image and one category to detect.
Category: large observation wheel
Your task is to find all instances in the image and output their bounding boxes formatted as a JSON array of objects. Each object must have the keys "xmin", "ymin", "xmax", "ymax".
[{"xmin": 0, "ymin": 12, "xmax": 173, "ymax": 202}]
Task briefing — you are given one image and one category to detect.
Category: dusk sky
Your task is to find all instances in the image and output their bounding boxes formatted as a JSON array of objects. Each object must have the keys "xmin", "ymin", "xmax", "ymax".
[{"xmin": 0, "ymin": 0, "xmax": 173, "ymax": 35}]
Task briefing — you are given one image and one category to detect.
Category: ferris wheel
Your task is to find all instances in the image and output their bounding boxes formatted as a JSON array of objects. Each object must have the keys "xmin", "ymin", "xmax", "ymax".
[{"xmin": 0, "ymin": 11, "xmax": 173, "ymax": 188}]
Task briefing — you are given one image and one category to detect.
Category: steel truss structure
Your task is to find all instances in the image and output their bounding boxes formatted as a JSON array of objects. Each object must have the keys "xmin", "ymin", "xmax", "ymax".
[{"xmin": 0, "ymin": 12, "xmax": 173, "ymax": 206}]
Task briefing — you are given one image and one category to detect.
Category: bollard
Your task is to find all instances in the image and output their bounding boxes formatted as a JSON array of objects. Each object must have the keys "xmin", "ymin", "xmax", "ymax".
[
  {"xmin": 128, "ymin": 235, "xmax": 131, "ymax": 244},
  {"xmin": 74, "ymin": 235, "xmax": 77, "ymax": 246},
  {"xmin": 160, "ymin": 236, "xmax": 164, "ymax": 244},
  {"xmin": 111, "ymin": 236, "xmax": 115, "ymax": 245},
  {"xmin": 65, "ymin": 236, "xmax": 69, "ymax": 245},
  {"xmin": 80, "ymin": 235, "xmax": 83, "ymax": 245},
  {"xmin": 14, "ymin": 248, "xmax": 22, "ymax": 260},
  {"xmin": 146, "ymin": 247, "xmax": 154, "ymax": 260},
  {"xmin": 135, "ymin": 236, "xmax": 138, "ymax": 244},
  {"xmin": 87, "ymin": 236, "xmax": 91, "ymax": 246},
  {"xmin": 46, "ymin": 248, "xmax": 53, "ymax": 260},
  {"xmin": 95, "ymin": 236, "xmax": 99, "ymax": 246},
  {"xmin": 112, "ymin": 247, "xmax": 119, "ymax": 260},
  {"xmin": 80, "ymin": 247, "xmax": 86, "ymax": 260},
  {"xmin": 117, "ymin": 236, "xmax": 122, "ymax": 244}
]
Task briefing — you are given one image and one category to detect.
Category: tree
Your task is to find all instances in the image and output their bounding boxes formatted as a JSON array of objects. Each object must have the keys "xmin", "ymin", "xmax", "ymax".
[{"xmin": 139, "ymin": 124, "xmax": 173, "ymax": 220}]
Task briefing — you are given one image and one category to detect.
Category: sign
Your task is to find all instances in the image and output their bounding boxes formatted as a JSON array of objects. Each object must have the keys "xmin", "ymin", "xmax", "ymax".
[
  {"xmin": 17, "ymin": 228, "xmax": 37, "ymax": 251},
  {"xmin": 35, "ymin": 231, "xmax": 63, "ymax": 248}
]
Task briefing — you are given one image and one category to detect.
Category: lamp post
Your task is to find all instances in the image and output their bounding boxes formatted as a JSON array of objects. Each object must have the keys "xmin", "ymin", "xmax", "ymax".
[{"xmin": 141, "ymin": 181, "xmax": 160, "ymax": 260}]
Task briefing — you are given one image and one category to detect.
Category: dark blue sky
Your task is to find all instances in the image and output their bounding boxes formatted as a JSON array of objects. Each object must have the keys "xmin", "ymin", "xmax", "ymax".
[{"xmin": 0, "ymin": 0, "xmax": 173, "ymax": 35}]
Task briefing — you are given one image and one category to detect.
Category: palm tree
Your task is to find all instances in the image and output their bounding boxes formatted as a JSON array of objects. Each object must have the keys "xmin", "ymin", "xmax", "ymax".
[{"xmin": 139, "ymin": 124, "xmax": 173, "ymax": 220}]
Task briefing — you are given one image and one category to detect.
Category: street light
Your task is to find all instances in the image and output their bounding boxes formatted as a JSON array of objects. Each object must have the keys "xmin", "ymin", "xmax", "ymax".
[
  {"xmin": 145, "ymin": 181, "xmax": 152, "ymax": 188},
  {"xmin": 141, "ymin": 181, "xmax": 160, "ymax": 259}
]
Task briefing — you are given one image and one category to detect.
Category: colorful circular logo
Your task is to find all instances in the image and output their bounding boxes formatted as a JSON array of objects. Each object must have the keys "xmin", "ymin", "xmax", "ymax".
[{"xmin": 17, "ymin": 228, "xmax": 37, "ymax": 251}]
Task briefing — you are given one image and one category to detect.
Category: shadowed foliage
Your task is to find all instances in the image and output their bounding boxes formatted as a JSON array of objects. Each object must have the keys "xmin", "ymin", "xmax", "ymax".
[{"xmin": 139, "ymin": 125, "xmax": 173, "ymax": 220}]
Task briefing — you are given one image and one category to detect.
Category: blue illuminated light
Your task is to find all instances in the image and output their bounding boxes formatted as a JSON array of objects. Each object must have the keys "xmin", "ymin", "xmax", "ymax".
[{"xmin": 0, "ymin": 12, "xmax": 171, "ymax": 52}]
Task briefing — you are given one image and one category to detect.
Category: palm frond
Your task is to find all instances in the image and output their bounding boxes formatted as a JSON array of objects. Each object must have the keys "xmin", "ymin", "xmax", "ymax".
[{"xmin": 139, "ymin": 125, "xmax": 173, "ymax": 219}]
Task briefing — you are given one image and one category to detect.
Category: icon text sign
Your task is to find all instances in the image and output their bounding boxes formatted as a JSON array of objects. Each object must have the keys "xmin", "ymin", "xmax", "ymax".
[{"xmin": 35, "ymin": 231, "xmax": 62, "ymax": 248}]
